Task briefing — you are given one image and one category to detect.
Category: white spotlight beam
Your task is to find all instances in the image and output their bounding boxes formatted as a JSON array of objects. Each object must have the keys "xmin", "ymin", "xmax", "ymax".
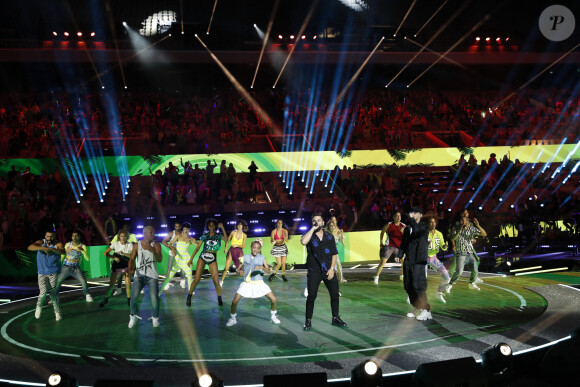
[
  {"xmin": 385, "ymin": 0, "xmax": 469, "ymax": 88},
  {"xmin": 195, "ymin": 34, "xmax": 281, "ymax": 134},
  {"xmin": 273, "ymin": 0, "xmax": 320, "ymax": 89},
  {"xmin": 414, "ymin": 0, "xmax": 449, "ymax": 37},
  {"xmin": 207, "ymin": 0, "xmax": 220, "ymax": 34},
  {"xmin": 405, "ymin": 36, "xmax": 466, "ymax": 69},
  {"xmin": 407, "ymin": 4, "xmax": 505, "ymax": 88},
  {"xmin": 333, "ymin": 37, "xmax": 385, "ymax": 106},
  {"xmin": 393, "ymin": 0, "xmax": 417, "ymax": 37},
  {"xmin": 251, "ymin": 0, "xmax": 280, "ymax": 88}
]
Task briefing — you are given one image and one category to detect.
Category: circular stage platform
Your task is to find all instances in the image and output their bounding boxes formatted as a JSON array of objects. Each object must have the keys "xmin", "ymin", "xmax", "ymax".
[{"xmin": 1, "ymin": 268, "xmax": 579, "ymax": 386}]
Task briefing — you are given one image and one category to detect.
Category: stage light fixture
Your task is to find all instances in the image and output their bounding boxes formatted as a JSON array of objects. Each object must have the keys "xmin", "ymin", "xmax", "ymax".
[
  {"xmin": 64, "ymin": 32, "xmax": 69, "ymax": 37},
  {"xmin": 510, "ymin": 204, "xmax": 514, "ymax": 209},
  {"xmin": 506, "ymin": 37, "xmax": 510, "ymax": 41},
  {"xmin": 478, "ymin": 206, "xmax": 483, "ymax": 210},
  {"xmin": 90, "ymin": 32, "xmax": 95, "ymax": 37},
  {"xmin": 313, "ymin": 35, "xmax": 317, "ymax": 39},
  {"xmin": 253, "ymin": 23, "xmax": 257, "ymax": 27},
  {"xmin": 77, "ymin": 32, "xmax": 82, "ymax": 37},
  {"xmin": 439, "ymin": 201, "xmax": 443, "ymax": 205},
  {"xmin": 496, "ymin": 37, "xmax": 500, "ymax": 42},
  {"xmin": 193, "ymin": 373, "xmax": 224, "ymax": 387},
  {"xmin": 278, "ymin": 34, "xmax": 283, "ymax": 39},
  {"xmin": 475, "ymin": 36, "xmax": 480, "ymax": 41},
  {"xmin": 52, "ymin": 31, "xmax": 58, "ymax": 36},
  {"xmin": 485, "ymin": 37, "xmax": 490, "ymax": 42},
  {"xmin": 290, "ymin": 35, "xmax": 295, "ymax": 39},
  {"xmin": 350, "ymin": 360, "xmax": 381, "ymax": 386},
  {"xmin": 301, "ymin": 35, "xmax": 306, "ymax": 39},
  {"xmin": 499, "ymin": 197, "xmax": 503, "ymax": 202},
  {"xmin": 47, "ymin": 372, "xmax": 78, "ymax": 387},
  {"xmin": 481, "ymin": 342, "xmax": 513, "ymax": 375},
  {"xmin": 122, "ymin": 21, "xmax": 127, "ymax": 26}
]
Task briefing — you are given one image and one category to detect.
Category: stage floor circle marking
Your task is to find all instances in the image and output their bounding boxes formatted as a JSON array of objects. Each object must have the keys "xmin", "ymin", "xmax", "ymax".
[{"xmin": 1, "ymin": 281, "xmax": 529, "ymax": 363}]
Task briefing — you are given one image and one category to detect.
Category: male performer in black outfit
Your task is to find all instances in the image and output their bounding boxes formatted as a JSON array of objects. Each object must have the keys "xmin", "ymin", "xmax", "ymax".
[
  {"xmin": 301, "ymin": 212, "xmax": 347, "ymax": 330},
  {"xmin": 400, "ymin": 206, "xmax": 432, "ymax": 321}
]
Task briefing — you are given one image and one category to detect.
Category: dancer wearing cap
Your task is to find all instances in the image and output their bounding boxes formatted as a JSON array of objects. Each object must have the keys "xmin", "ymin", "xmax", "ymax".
[
  {"xmin": 226, "ymin": 239, "xmax": 281, "ymax": 326},
  {"xmin": 447, "ymin": 216, "xmax": 487, "ymax": 292},
  {"xmin": 400, "ymin": 206, "xmax": 432, "ymax": 321}
]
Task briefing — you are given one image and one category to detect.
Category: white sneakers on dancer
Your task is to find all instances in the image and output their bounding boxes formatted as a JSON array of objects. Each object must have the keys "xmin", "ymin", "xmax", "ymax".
[
  {"xmin": 226, "ymin": 314, "xmax": 237, "ymax": 326},
  {"xmin": 219, "ymin": 280, "xmax": 224, "ymax": 287},
  {"xmin": 399, "ymin": 274, "xmax": 404, "ymax": 281},
  {"xmin": 149, "ymin": 316, "xmax": 160, "ymax": 328},
  {"xmin": 113, "ymin": 288, "xmax": 122, "ymax": 296},
  {"xmin": 416, "ymin": 309, "xmax": 432, "ymax": 321},
  {"xmin": 128, "ymin": 314, "xmax": 142, "ymax": 328},
  {"xmin": 474, "ymin": 277, "xmax": 484, "ymax": 284},
  {"xmin": 35, "ymin": 306, "xmax": 41, "ymax": 319},
  {"xmin": 179, "ymin": 279, "xmax": 186, "ymax": 288},
  {"xmin": 445, "ymin": 284, "xmax": 452, "ymax": 294},
  {"xmin": 55, "ymin": 312, "xmax": 62, "ymax": 322},
  {"xmin": 85, "ymin": 294, "xmax": 94, "ymax": 302},
  {"xmin": 373, "ymin": 276, "xmax": 379, "ymax": 285},
  {"xmin": 406, "ymin": 308, "xmax": 420, "ymax": 318},
  {"xmin": 304, "ymin": 288, "xmax": 308, "ymax": 297},
  {"xmin": 469, "ymin": 283, "xmax": 481, "ymax": 290},
  {"xmin": 436, "ymin": 292, "xmax": 446, "ymax": 303},
  {"xmin": 271, "ymin": 311, "xmax": 281, "ymax": 324},
  {"xmin": 164, "ymin": 283, "xmax": 172, "ymax": 291}
]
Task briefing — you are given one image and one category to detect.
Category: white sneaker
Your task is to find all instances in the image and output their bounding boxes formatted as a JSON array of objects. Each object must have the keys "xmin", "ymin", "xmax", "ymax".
[
  {"xmin": 150, "ymin": 317, "xmax": 160, "ymax": 328},
  {"xmin": 399, "ymin": 274, "xmax": 404, "ymax": 281},
  {"xmin": 86, "ymin": 294, "xmax": 94, "ymax": 302},
  {"xmin": 164, "ymin": 283, "xmax": 171, "ymax": 291},
  {"xmin": 219, "ymin": 280, "xmax": 224, "ymax": 287},
  {"xmin": 271, "ymin": 314, "xmax": 281, "ymax": 324},
  {"xmin": 226, "ymin": 316, "xmax": 237, "ymax": 326},
  {"xmin": 140, "ymin": 289, "xmax": 145, "ymax": 295},
  {"xmin": 373, "ymin": 276, "xmax": 379, "ymax": 284},
  {"xmin": 128, "ymin": 314, "xmax": 141, "ymax": 328},
  {"xmin": 445, "ymin": 284, "xmax": 452, "ymax": 294},
  {"xmin": 416, "ymin": 309, "xmax": 433, "ymax": 321},
  {"xmin": 113, "ymin": 289, "xmax": 122, "ymax": 296},
  {"xmin": 436, "ymin": 292, "xmax": 446, "ymax": 304},
  {"xmin": 304, "ymin": 288, "xmax": 308, "ymax": 297},
  {"xmin": 474, "ymin": 277, "xmax": 484, "ymax": 284},
  {"xmin": 342, "ymin": 278, "xmax": 347, "ymax": 283},
  {"xmin": 469, "ymin": 283, "xmax": 481, "ymax": 290},
  {"xmin": 55, "ymin": 312, "xmax": 62, "ymax": 322},
  {"xmin": 406, "ymin": 308, "xmax": 420, "ymax": 318},
  {"xmin": 406, "ymin": 296, "xmax": 410, "ymax": 304},
  {"xmin": 180, "ymin": 280, "xmax": 186, "ymax": 288},
  {"xmin": 35, "ymin": 306, "xmax": 41, "ymax": 319}
]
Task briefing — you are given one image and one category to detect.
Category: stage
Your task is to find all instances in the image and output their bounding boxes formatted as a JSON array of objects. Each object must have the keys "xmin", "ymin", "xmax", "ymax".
[{"xmin": 1, "ymin": 265, "xmax": 579, "ymax": 386}]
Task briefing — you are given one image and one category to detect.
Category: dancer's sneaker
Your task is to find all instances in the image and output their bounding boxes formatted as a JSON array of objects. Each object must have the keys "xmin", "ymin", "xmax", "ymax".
[
  {"xmin": 282, "ymin": 275, "xmax": 288, "ymax": 282},
  {"xmin": 271, "ymin": 314, "xmax": 281, "ymax": 324},
  {"xmin": 474, "ymin": 277, "xmax": 484, "ymax": 284},
  {"xmin": 149, "ymin": 317, "xmax": 160, "ymax": 328},
  {"xmin": 406, "ymin": 296, "xmax": 411, "ymax": 304},
  {"xmin": 85, "ymin": 294, "xmax": 94, "ymax": 302},
  {"xmin": 164, "ymin": 283, "xmax": 172, "ymax": 291},
  {"xmin": 416, "ymin": 309, "xmax": 433, "ymax": 321},
  {"xmin": 35, "ymin": 306, "xmax": 42, "ymax": 319},
  {"xmin": 373, "ymin": 276, "xmax": 379, "ymax": 285},
  {"xmin": 268, "ymin": 273, "xmax": 275, "ymax": 282},
  {"xmin": 219, "ymin": 280, "xmax": 223, "ymax": 287},
  {"xmin": 186, "ymin": 294, "xmax": 192, "ymax": 307},
  {"xmin": 399, "ymin": 274, "xmax": 404, "ymax": 281},
  {"xmin": 226, "ymin": 316, "xmax": 237, "ymax": 327},
  {"xmin": 332, "ymin": 316, "xmax": 347, "ymax": 327},
  {"xmin": 218, "ymin": 296, "xmax": 223, "ymax": 306},
  {"xmin": 99, "ymin": 298, "xmax": 108, "ymax": 308},
  {"xmin": 304, "ymin": 288, "xmax": 308, "ymax": 298},
  {"xmin": 113, "ymin": 288, "xmax": 122, "ymax": 296},
  {"xmin": 303, "ymin": 319, "xmax": 312, "ymax": 331},
  {"xmin": 140, "ymin": 289, "xmax": 145, "ymax": 295},
  {"xmin": 128, "ymin": 314, "xmax": 141, "ymax": 328},
  {"xmin": 436, "ymin": 292, "xmax": 446, "ymax": 303},
  {"xmin": 342, "ymin": 278, "xmax": 347, "ymax": 283},
  {"xmin": 469, "ymin": 283, "xmax": 481, "ymax": 290},
  {"xmin": 406, "ymin": 308, "xmax": 420, "ymax": 318},
  {"xmin": 55, "ymin": 312, "xmax": 62, "ymax": 322},
  {"xmin": 445, "ymin": 284, "xmax": 452, "ymax": 294},
  {"xmin": 179, "ymin": 279, "xmax": 186, "ymax": 288}
]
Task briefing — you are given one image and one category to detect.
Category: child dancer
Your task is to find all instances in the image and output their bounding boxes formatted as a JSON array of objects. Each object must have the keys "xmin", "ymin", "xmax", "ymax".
[{"xmin": 226, "ymin": 239, "xmax": 280, "ymax": 326}]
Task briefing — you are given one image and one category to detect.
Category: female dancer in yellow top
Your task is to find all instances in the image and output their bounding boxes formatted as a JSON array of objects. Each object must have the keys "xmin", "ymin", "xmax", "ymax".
[
  {"xmin": 220, "ymin": 220, "xmax": 248, "ymax": 286},
  {"xmin": 159, "ymin": 223, "xmax": 197, "ymax": 296}
]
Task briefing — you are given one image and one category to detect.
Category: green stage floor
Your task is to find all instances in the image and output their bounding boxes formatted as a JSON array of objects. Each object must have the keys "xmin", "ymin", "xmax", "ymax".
[{"xmin": 0, "ymin": 269, "xmax": 578, "ymax": 385}]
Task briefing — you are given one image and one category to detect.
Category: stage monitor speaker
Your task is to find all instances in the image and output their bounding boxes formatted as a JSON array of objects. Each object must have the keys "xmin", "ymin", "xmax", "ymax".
[
  {"xmin": 263, "ymin": 372, "xmax": 327, "ymax": 387},
  {"xmin": 413, "ymin": 357, "xmax": 485, "ymax": 387},
  {"xmin": 94, "ymin": 380, "xmax": 157, "ymax": 387}
]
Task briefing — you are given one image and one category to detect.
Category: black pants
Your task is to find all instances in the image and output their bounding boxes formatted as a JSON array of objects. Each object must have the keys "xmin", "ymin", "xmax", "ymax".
[
  {"xmin": 305, "ymin": 269, "xmax": 340, "ymax": 320},
  {"xmin": 403, "ymin": 260, "xmax": 430, "ymax": 311}
]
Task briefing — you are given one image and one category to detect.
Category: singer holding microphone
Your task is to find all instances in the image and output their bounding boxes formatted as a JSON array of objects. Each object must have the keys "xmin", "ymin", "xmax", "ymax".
[{"xmin": 301, "ymin": 212, "xmax": 347, "ymax": 331}]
